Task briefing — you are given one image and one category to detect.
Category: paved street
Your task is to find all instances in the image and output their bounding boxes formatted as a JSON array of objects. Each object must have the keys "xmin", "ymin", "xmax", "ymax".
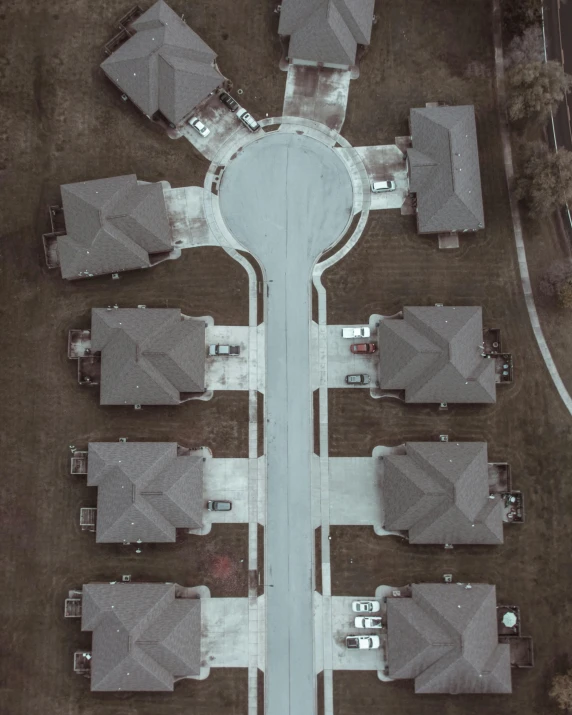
[{"xmin": 219, "ymin": 129, "xmax": 354, "ymax": 715}]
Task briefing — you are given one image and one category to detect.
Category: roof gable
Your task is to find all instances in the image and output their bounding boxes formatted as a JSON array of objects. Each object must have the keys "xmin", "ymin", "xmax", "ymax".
[
  {"xmin": 408, "ymin": 106, "xmax": 485, "ymax": 234},
  {"xmin": 101, "ymin": 0, "xmax": 222, "ymax": 125},
  {"xmin": 87, "ymin": 442, "xmax": 204, "ymax": 542}
]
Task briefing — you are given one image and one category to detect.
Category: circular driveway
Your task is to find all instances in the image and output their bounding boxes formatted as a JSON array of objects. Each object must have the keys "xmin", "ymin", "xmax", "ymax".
[{"xmin": 218, "ymin": 132, "xmax": 354, "ymax": 266}]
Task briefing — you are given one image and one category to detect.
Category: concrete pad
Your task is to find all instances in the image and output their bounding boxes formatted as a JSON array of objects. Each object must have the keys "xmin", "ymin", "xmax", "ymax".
[
  {"xmin": 180, "ymin": 93, "xmax": 252, "ymax": 160},
  {"xmin": 354, "ymin": 145, "xmax": 409, "ymax": 210},
  {"xmin": 329, "ymin": 457, "xmax": 382, "ymax": 527},
  {"xmin": 282, "ymin": 65, "xmax": 351, "ymax": 133},
  {"xmin": 202, "ymin": 458, "xmax": 249, "ymax": 526},
  {"xmin": 438, "ymin": 232, "xmax": 460, "ymax": 249},
  {"xmin": 201, "ymin": 597, "xmax": 249, "ymax": 668},
  {"xmin": 330, "ymin": 596, "xmax": 388, "ymax": 671},
  {"xmin": 326, "ymin": 324, "xmax": 380, "ymax": 389},
  {"xmin": 205, "ymin": 325, "xmax": 250, "ymax": 390},
  {"xmin": 163, "ymin": 186, "xmax": 215, "ymax": 248}
]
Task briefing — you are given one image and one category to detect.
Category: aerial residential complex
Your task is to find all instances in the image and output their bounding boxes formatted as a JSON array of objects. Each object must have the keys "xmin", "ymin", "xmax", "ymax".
[{"xmin": 12, "ymin": 0, "xmax": 572, "ymax": 714}]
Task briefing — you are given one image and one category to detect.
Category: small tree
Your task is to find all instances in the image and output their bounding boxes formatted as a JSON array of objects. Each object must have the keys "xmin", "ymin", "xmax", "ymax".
[
  {"xmin": 515, "ymin": 140, "xmax": 572, "ymax": 215},
  {"xmin": 505, "ymin": 27, "xmax": 543, "ymax": 67},
  {"xmin": 540, "ymin": 260, "xmax": 572, "ymax": 307},
  {"xmin": 550, "ymin": 669, "xmax": 572, "ymax": 711},
  {"xmin": 502, "ymin": 0, "xmax": 542, "ymax": 38},
  {"xmin": 507, "ymin": 60, "xmax": 572, "ymax": 123}
]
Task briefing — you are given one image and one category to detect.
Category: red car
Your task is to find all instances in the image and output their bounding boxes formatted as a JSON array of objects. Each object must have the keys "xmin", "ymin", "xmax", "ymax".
[{"xmin": 350, "ymin": 343, "xmax": 377, "ymax": 354}]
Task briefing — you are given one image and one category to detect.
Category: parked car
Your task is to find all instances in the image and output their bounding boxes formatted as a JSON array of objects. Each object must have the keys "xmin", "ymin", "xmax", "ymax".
[
  {"xmin": 352, "ymin": 600, "xmax": 381, "ymax": 613},
  {"xmin": 346, "ymin": 635, "xmax": 381, "ymax": 649},
  {"xmin": 371, "ymin": 180, "xmax": 395, "ymax": 193},
  {"xmin": 341, "ymin": 327, "xmax": 371, "ymax": 339},
  {"xmin": 207, "ymin": 500, "xmax": 232, "ymax": 511},
  {"xmin": 350, "ymin": 343, "xmax": 377, "ymax": 354},
  {"xmin": 188, "ymin": 117, "xmax": 210, "ymax": 137},
  {"xmin": 208, "ymin": 344, "xmax": 240, "ymax": 356},
  {"xmin": 345, "ymin": 374, "xmax": 370, "ymax": 385},
  {"xmin": 354, "ymin": 617, "xmax": 383, "ymax": 629},
  {"xmin": 219, "ymin": 91, "xmax": 239, "ymax": 112},
  {"xmin": 237, "ymin": 108, "xmax": 260, "ymax": 132}
]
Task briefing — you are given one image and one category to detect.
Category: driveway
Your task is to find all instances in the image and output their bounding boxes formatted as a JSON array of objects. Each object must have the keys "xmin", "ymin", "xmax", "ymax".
[
  {"xmin": 326, "ymin": 324, "xmax": 379, "ymax": 388},
  {"xmin": 218, "ymin": 128, "xmax": 355, "ymax": 715},
  {"xmin": 201, "ymin": 597, "xmax": 250, "ymax": 669},
  {"xmin": 330, "ymin": 597, "xmax": 388, "ymax": 672},
  {"xmin": 181, "ymin": 93, "xmax": 254, "ymax": 160},
  {"xmin": 205, "ymin": 325, "xmax": 251, "ymax": 391},
  {"xmin": 353, "ymin": 145, "xmax": 409, "ymax": 210},
  {"xmin": 282, "ymin": 65, "xmax": 351, "ymax": 133}
]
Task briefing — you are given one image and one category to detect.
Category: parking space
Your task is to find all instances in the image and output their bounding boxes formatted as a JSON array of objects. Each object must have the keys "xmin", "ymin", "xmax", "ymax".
[
  {"xmin": 330, "ymin": 596, "xmax": 388, "ymax": 671},
  {"xmin": 329, "ymin": 457, "xmax": 382, "ymax": 528},
  {"xmin": 354, "ymin": 145, "xmax": 409, "ymax": 210},
  {"xmin": 282, "ymin": 65, "xmax": 351, "ymax": 133},
  {"xmin": 180, "ymin": 93, "xmax": 252, "ymax": 160},
  {"xmin": 326, "ymin": 324, "xmax": 380, "ymax": 388},
  {"xmin": 201, "ymin": 597, "xmax": 249, "ymax": 669},
  {"xmin": 196, "ymin": 457, "xmax": 250, "ymax": 531},
  {"xmin": 163, "ymin": 186, "xmax": 216, "ymax": 249},
  {"xmin": 205, "ymin": 325, "xmax": 250, "ymax": 390}
]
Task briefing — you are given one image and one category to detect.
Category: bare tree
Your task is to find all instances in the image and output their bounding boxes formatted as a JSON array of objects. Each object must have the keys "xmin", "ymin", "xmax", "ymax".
[
  {"xmin": 540, "ymin": 260, "xmax": 572, "ymax": 307},
  {"xmin": 550, "ymin": 669, "xmax": 572, "ymax": 711},
  {"xmin": 515, "ymin": 140, "xmax": 572, "ymax": 215},
  {"xmin": 505, "ymin": 27, "xmax": 543, "ymax": 67},
  {"xmin": 507, "ymin": 60, "xmax": 572, "ymax": 122}
]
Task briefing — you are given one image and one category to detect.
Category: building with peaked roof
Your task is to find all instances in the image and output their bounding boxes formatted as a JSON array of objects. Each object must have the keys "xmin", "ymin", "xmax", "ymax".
[
  {"xmin": 91, "ymin": 308, "xmax": 206, "ymax": 405},
  {"xmin": 407, "ymin": 105, "xmax": 485, "ymax": 235},
  {"xmin": 87, "ymin": 442, "xmax": 203, "ymax": 542},
  {"xmin": 57, "ymin": 175, "xmax": 173, "ymax": 280},
  {"xmin": 278, "ymin": 0, "xmax": 376, "ymax": 68},
  {"xmin": 81, "ymin": 583, "xmax": 201, "ymax": 691},
  {"xmin": 387, "ymin": 583, "xmax": 512, "ymax": 693},
  {"xmin": 382, "ymin": 442, "xmax": 504, "ymax": 544},
  {"xmin": 101, "ymin": 0, "xmax": 224, "ymax": 127},
  {"xmin": 378, "ymin": 306, "xmax": 497, "ymax": 404}
]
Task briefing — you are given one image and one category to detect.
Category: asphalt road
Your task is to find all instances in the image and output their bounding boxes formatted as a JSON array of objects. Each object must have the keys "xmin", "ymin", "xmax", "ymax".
[
  {"xmin": 544, "ymin": 0, "xmax": 572, "ymax": 151},
  {"xmin": 219, "ymin": 131, "xmax": 354, "ymax": 715}
]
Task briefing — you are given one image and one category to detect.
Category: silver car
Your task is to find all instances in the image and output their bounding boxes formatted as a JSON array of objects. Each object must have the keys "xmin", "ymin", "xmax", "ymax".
[{"xmin": 188, "ymin": 117, "xmax": 210, "ymax": 137}]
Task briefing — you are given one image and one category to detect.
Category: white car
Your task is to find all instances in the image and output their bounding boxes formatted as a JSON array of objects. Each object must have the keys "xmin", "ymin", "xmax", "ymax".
[
  {"xmin": 188, "ymin": 117, "xmax": 210, "ymax": 137},
  {"xmin": 236, "ymin": 108, "xmax": 260, "ymax": 132},
  {"xmin": 352, "ymin": 600, "xmax": 380, "ymax": 613},
  {"xmin": 354, "ymin": 616, "xmax": 383, "ymax": 629},
  {"xmin": 342, "ymin": 327, "xmax": 371, "ymax": 339},
  {"xmin": 371, "ymin": 180, "xmax": 396, "ymax": 193},
  {"xmin": 346, "ymin": 635, "xmax": 381, "ymax": 649}
]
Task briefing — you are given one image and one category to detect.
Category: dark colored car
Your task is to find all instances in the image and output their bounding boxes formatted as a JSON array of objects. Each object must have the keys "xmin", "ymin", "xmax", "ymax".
[
  {"xmin": 208, "ymin": 500, "xmax": 232, "ymax": 512},
  {"xmin": 219, "ymin": 92, "xmax": 239, "ymax": 112}
]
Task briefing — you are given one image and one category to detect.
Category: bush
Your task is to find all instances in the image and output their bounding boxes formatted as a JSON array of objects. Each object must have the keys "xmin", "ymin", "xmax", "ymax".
[
  {"xmin": 502, "ymin": 0, "xmax": 542, "ymax": 38},
  {"xmin": 515, "ymin": 140, "xmax": 572, "ymax": 215},
  {"xmin": 550, "ymin": 669, "xmax": 572, "ymax": 711}
]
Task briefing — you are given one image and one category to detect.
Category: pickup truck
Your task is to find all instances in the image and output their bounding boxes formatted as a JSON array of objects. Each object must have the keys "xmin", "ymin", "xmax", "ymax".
[
  {"xmin": 350, "ymin": 342, "xmax": 377, "ymax": 354},
  {"xmin": 342, "ymin": 327, "xmax": 371, "ymax": 339},
  {"xmin": 208, "ymin": 344, "xmax": 240, "ymax": 357},
  {"xmin": 346, "ymin": 635, "xmax": 381, "ymax": 650}
]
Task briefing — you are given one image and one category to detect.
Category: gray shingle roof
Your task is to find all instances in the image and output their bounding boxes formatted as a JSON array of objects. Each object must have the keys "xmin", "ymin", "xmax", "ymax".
[
  {"xmin": 279, "ymin": 0, "xmax": 375, "ymax": 66},
  {"xmin": 382, "ymin": 443, "xmax": 504, "ymax": 544},
  {"xmin": 91, "ymin": 308, "xmax": 205, "ymax": 405},
  {"xmin": 101, "ymin": 0, "xmax": 223, "ymax": 125},
  {"xmin": 87, "ymin": 442, "xmax": 203, "ymax": 542},
  {"xmin": 378, "ymin": 307, "xmax": 497, "ymax": 403},
  {"xmin": 408, "ymin": 106, "xmax": 485, "ymax": 234},
  {"xmin": 57, "ymin": 175, "xmax": 172, "ymax": 280},
  {"xmin": 82, "ymin": 583, "xmax": 201, "ymax": 691},
  {"xmin": 387, "ymin": 583, "xmax": 512, "ymax": 694}
]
